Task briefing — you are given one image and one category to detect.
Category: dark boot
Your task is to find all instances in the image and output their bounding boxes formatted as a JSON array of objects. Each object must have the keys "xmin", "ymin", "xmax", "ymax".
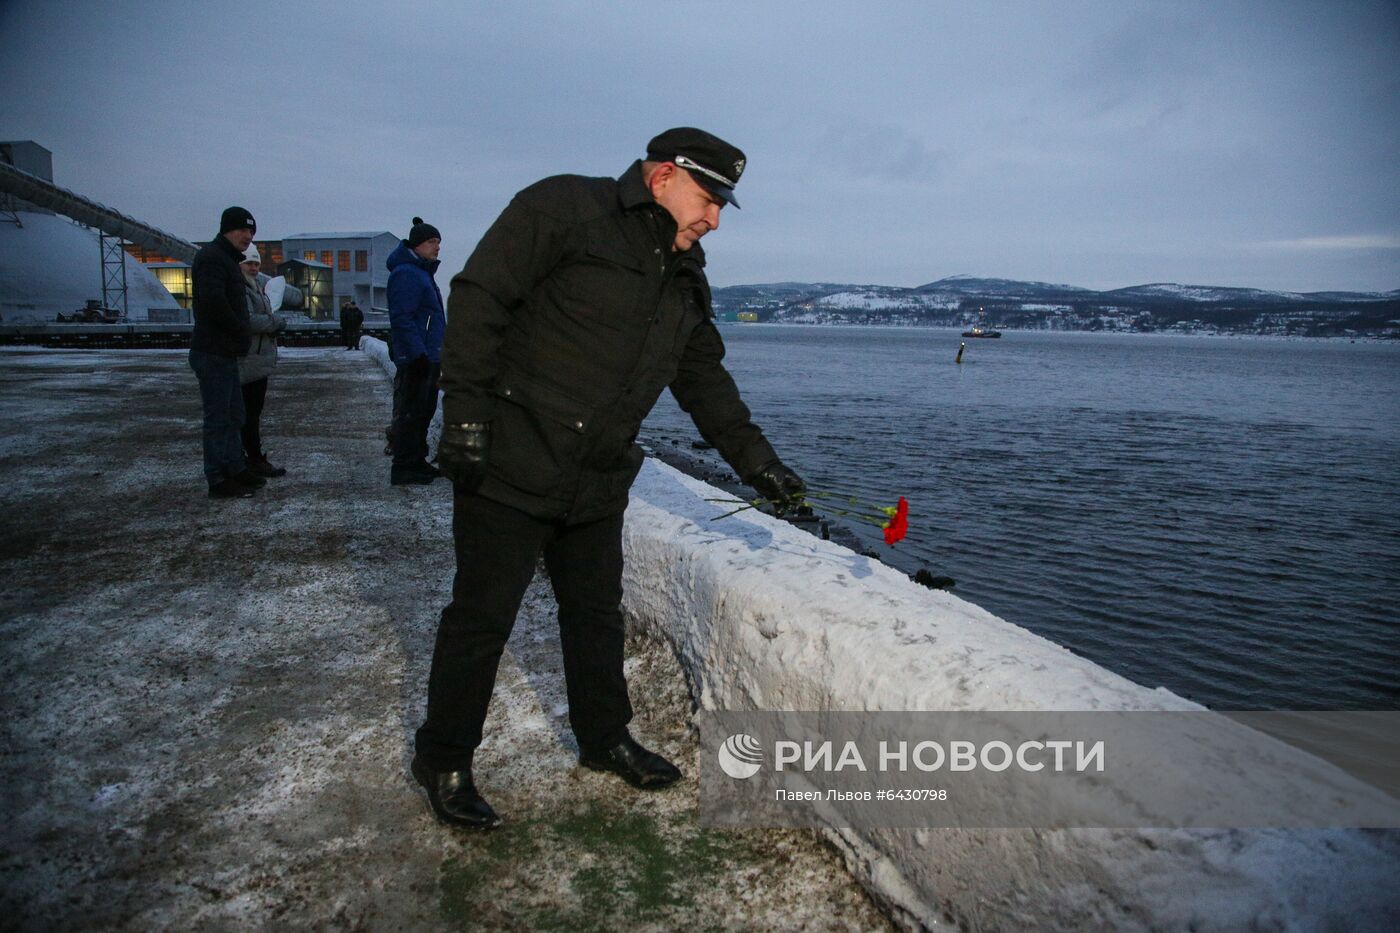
[
  {"xmin": 579, "ymin": 733, "xmax": 682, "ymax": 789},
  {"xmin": 209, "ymin": 478, "xmax": 255, "ymax": 499},
  {"xmin": 232, "ymin": 468, "xmax": 267, "ymax": 489},
  {"xmin": 248, "ymin": 454, "xmax": 287, "ymax": 478},
  {"xmin": 391, "ymin": 463, "xmax": 438, "ymax": 485},
  {"xmin": 410, "ymin": 756, "xmax": 501, "ymax": 830}
]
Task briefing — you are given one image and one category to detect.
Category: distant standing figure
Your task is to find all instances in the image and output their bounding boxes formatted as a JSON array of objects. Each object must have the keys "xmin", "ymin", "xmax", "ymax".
[
  {"xmin": 386, "ymin": 217, "xmax": 446, "ymax": 485},
  {"xmin": 189, "ymin": 206, "xmax": 264, "ymax": 499},
  {"xmin": 238, "ymin": 244, "xmax": 288, "ymax": 478},
  {"xmin": 340, "ymin": 299, "xmax": 364, "ymax": 351}
]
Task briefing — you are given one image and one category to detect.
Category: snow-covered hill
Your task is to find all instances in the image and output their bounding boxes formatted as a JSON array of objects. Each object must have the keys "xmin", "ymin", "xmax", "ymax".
[
  {"xmin": 913, "ymin": 275, "xmax": 1095, "ymax": 301},
  {"xmin": 710, "ymin": 275, "xmax": 1400, "ymax": 336},
  {"xmin": 716, "ymin": 276, "xmax": 1394, "ymax": 309}
]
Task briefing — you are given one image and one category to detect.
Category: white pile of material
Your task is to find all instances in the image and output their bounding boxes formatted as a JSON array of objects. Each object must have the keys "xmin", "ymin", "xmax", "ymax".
[{"xmin": 0, "ymin": 211, "xmax": 179, "ymax": 321}]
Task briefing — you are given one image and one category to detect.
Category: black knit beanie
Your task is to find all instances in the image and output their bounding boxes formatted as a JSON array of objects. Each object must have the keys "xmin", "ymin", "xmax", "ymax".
[
  {"xmin": 219, "ymin": 205, "xmax": 256, "ymax": 235},
  {"xmin": 407, "ymin": 216, "xmax": 441, "ymax": 248}
]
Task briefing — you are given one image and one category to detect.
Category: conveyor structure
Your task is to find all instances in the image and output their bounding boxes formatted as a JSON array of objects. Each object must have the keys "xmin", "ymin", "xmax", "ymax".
[{"xmin": 0, "ymin": 160, "xmax": 197, "ymax": 264}]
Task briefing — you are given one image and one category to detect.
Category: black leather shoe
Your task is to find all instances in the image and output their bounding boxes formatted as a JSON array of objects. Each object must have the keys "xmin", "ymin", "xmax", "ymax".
[
  {"xmin": 391, "ymin": 466, "xmax": 437, "ymax": 486},
  {"xmin": 208, "ymin": 478, "xmax": 255, "ymax": 499},
  {"xmin": 410, "ymin": 756, "xmax": 501, "ymax": 830},
  {"xmin": 579, "ymin": 734, "xmax": 682, "ymax": 789},
  {"xmin": 232, "ymin": 468, "xmax": 266, "ymax": 488},
  {"xmin": 248, "ymin": 456, "xmax": 287, "ymax": 478}
]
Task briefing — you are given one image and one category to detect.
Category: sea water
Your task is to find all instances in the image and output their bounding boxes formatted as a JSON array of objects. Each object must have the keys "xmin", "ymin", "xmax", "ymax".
[{"xmin": 642, "ymin": 326, "xmax": 1400, "ymax": 710}]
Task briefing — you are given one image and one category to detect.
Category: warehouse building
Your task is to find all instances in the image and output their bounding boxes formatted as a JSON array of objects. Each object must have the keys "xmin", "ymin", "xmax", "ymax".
[
  {"xmin": 281, "ymin": 232, "xmax": 397, "ymax": 313},
  {"xmin": 1, "ymin": 141, "xmax": 183, "ymax": 323}
]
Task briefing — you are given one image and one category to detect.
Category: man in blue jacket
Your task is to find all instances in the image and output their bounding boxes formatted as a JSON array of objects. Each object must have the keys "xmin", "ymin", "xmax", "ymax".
[{"xmin": 386, "ymin": 218, "xmax": 446, "ymax": 485}]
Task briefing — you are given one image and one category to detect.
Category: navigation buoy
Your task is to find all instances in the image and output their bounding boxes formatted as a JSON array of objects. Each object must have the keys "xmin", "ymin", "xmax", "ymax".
[{"xmin": 956, "ymin": 342, "xmax": 965, "ymax": 364}]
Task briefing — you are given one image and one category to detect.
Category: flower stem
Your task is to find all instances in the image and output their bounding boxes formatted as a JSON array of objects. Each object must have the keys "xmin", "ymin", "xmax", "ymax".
[{"xmin": 710, "ymin": 502, "xmax": 760, "ymax": 520}]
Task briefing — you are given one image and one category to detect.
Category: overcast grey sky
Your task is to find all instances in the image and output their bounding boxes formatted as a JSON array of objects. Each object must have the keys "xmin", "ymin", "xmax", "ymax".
[{"xmin": 2, "ymin": 0, "xmax": 1396, "ymax": 292}]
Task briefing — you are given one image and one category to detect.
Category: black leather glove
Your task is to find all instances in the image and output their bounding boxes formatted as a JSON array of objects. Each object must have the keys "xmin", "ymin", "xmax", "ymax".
[
  {"xmin": 438, "ymin": 422, "xmax": 491, "ymax": 493},
  {"xmin": 749, "ymin": 460, "xmax": 807, "ymax": 515},
  {"xmin": 404, "ymin": 354, "xmax": 430, "ymax": 381}
]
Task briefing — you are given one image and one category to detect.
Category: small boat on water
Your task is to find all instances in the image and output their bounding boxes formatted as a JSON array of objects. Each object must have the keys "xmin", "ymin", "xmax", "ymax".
[{"xmin": 961, "ymin": 325, "xmax": 1002, "ymax": 338}]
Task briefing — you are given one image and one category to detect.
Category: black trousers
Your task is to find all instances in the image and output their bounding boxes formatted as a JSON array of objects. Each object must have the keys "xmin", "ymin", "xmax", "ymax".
[
  {"xmin": 414, "ymin": 493, "xmax": 633, "ymax": 771},
  {"xmin": 391, "ymin": 362, "xmax": 439, "ymax": 467},
  {"xmin": 240, "ymin": 376, "xmax": 268, "ymax": 460},
  {"xmin": 342, "ymin": 327, "xmax": 361, "ymax": 349}
]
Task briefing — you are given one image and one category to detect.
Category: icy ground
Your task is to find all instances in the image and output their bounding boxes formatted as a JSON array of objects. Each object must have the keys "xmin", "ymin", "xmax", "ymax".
[{"xmin": 0, "ymin": 347, "xmax": 888, "ymax": 930}]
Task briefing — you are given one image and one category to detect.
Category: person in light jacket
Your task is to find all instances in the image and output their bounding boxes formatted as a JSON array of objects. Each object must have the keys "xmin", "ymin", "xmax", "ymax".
[{"xmin": 238, "ymin": 244, "xmax": 287, "ymax": 477}]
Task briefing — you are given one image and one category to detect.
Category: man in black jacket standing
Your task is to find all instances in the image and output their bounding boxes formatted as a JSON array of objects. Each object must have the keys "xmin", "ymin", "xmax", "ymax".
[
  {"xmin": 189, "ymin": 206, "xmax": 265, "ymax": 499},
  {"xmin": 412, "ymin": 129, "xmax": 807, "ymax": 830},
  {"xmin": 339, "ymin": 299, "xmax": 364, "ymax": 351}
]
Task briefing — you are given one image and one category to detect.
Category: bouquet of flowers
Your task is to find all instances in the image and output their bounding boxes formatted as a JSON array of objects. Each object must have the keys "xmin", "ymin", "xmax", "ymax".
[{"xmin": 708, "ymin": 489, "xmax": 910, "ymax": 546}]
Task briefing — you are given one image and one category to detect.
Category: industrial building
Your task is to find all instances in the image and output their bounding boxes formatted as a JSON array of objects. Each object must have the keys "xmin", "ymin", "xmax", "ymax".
[
  {"xmin": 280, "ymin": 232, "xmax": 397, "ymax": 313},
  {"xmin": 1, "ymin": 141, "xmax": 185, "ymax": 323},
  {"xmin": 130, "ymin": 232, "xmax": 399, "ymax": 318},
  {"xmin": 3, "ymin": 139, "xmax": 403, "ymax": 325}
]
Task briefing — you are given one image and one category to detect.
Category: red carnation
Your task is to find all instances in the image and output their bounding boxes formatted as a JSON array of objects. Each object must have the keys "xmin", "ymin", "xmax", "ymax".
[{"xmin": 882, "ymin": 496, "xmax": 909, "ymax": 546}]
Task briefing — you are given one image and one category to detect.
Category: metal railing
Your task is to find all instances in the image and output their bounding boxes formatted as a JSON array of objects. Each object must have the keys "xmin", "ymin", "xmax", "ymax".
[{"xmin": 0, "ymin": 322, "xmax": 391, "ymax": 350}]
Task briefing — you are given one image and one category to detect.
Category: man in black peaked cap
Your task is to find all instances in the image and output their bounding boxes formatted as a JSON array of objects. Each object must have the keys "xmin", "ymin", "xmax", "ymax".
[{"xmin": 410, "ymin": 128, "xmax": 808, "ymax": 829}]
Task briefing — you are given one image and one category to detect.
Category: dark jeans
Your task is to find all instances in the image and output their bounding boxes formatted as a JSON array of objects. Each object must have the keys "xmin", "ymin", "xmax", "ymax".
[
  {"xmin": 241, "ymin": 377, "xmax": 267, "ymax": 460},
  {"xmin": 342, "ymin": 327, "xmax": 361, "ymax": 350},
  {"xmin": 414, "ymin": 493, "xmax": 633, "ymax": 771},
  {"xmin": 189, "ymin": 349, "xmax": 246, "ymax": 484},
  {"xmin": 391, "ymin": 362, "xmax": 440, "ymax": 467}
]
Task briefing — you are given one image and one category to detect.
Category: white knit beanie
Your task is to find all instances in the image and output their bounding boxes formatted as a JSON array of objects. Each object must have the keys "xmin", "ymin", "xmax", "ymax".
[{"xmin": 242, "ymin": 243, "xmax": 261, "ymax": 264}]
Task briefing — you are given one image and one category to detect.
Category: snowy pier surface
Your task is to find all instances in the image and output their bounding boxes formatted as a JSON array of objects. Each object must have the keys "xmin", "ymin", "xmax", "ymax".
[{"xmin": 0, "ymin": 348, "xmax": 886, "ymax": 930}]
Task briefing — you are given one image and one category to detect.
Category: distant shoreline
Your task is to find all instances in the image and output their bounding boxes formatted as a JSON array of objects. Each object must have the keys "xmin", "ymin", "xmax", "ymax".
[{"xmin": 713, "ymin": 321, "xmax": 1400, "ymax": 342}]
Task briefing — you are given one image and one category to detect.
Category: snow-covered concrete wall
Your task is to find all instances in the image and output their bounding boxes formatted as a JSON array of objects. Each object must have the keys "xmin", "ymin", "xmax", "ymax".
[
  {"xmin": 621, "ymin": 459, "xmax": 1399, "ymax": 931},
  {"xmin": 362, "ymin": 335, "xmax": 393, "ymax": 377}
]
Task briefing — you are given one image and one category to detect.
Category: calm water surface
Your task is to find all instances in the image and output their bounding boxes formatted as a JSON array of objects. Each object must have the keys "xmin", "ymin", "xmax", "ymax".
[{"xmin": 643, "ymin": 326, "xmax": 1400, "ymax": 710}]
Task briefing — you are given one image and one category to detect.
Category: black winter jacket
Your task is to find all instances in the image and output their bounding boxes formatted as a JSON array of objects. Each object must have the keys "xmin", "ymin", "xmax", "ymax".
[
  {"xmin": 440, "ymin": 160, "xmax": 777, "ymax": 523},
  {"xmin": 190, "ymin": 235, "xmax": 251, "ymax": 358},
  {"xmin": 339, "ymin": 304, "xmax": 364, "ymax": 331}
]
